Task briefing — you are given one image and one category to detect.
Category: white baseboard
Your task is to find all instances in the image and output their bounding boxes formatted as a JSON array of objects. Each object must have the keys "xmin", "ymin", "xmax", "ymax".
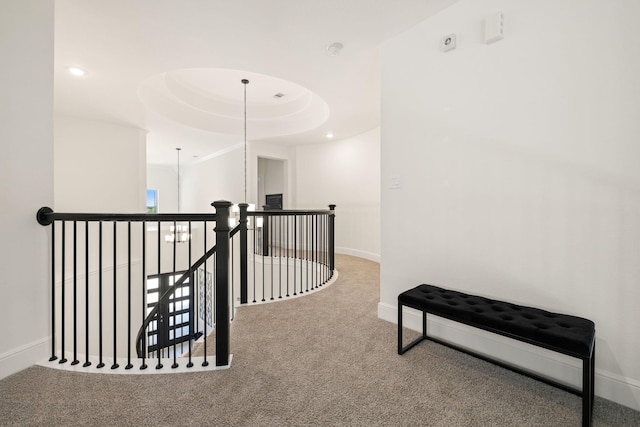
[
  {"xmin": 36, "ymin": 354, "xmax": 232, "ymax": 374},
  {"xmin": 0, "ymin": 337, "xmax": 50, "ymax": 380},
  {"xmin": 336, "ymin": 247, "xmax": 380, "ymax": 263},
  {"xmin": 378, "ymin": 302, "xmax": 640, "ymax": 412}
]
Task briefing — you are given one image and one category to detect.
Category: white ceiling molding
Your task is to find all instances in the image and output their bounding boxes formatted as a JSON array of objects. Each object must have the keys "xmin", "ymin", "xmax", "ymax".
[{"xmin": 138, "ymin": 68, "xmax": 330, "ymax": 139}]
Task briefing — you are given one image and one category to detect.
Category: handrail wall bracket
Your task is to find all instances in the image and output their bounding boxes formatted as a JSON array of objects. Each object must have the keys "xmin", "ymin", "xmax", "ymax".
[{"xmin": 37, "ymin": 206, "xmax": 54, "ymax": 226}]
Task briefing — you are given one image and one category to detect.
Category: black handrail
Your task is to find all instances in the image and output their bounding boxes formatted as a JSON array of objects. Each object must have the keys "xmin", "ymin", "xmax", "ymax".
[
  {"xmin": 248, "ymin": 209, "xmax": 334, "ymax": 217},
  {"xmin": 37, "ymin": 207, "xmax": 216, "ymax": 225}
]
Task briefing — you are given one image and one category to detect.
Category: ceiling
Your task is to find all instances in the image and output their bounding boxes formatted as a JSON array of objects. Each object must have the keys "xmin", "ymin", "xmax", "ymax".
[{"xmin": 54, "ymin": 0, "xmax": 458, "ymax": 165}]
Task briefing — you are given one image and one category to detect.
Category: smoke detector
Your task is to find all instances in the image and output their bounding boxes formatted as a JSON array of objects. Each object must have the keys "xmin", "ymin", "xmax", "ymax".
[{"xmin": 326, "ymin": 42, "xmax": 343, "ymax": 56}]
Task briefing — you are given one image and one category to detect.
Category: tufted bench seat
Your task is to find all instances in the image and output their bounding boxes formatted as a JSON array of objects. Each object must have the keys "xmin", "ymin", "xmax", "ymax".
[{"xmin": 398, "ymin": 284, "xmax": 595, "ymax": 427}]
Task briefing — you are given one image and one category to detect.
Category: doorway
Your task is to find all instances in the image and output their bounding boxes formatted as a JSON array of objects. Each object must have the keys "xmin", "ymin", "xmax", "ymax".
[{"xmin": 257, "ymin": 157, "xmax": 287, "ymax": 209}]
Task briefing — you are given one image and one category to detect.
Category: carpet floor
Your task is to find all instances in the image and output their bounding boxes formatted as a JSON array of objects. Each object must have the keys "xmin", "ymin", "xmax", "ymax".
[{"xmin": 0, "ymin": 254, "xmax": 639, "ymax": 426}]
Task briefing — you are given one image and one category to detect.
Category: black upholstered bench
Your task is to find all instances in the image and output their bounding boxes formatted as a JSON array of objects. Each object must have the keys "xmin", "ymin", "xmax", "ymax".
[{"xmin": 398, "ymin": 284, "xmax": 596, "ymax": 427}]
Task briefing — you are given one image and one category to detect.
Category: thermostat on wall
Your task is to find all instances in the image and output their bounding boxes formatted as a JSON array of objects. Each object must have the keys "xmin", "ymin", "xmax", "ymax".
[
  {"xmin": 441, "ymin": 33, "xmax": 456, "ymax": 52},
  {"xmin": 484, "ymin": 12, "xmax": 504, "ymax": 44}
]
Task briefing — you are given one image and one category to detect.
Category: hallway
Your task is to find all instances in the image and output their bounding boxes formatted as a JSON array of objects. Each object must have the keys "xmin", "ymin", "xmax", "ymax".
[{"xmin": 0, "ymin": 255, "xmax": 638, "ymax": 426}]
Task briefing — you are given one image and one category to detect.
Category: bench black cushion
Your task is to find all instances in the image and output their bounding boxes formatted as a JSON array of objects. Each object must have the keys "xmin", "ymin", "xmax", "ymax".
[
  {"xmin": 398, "ymin": 284, "xmax": 596, "ymax": 426},
  {"xmin": 399, "ymin": 284, "xmax": 595, "ymax": 358}
]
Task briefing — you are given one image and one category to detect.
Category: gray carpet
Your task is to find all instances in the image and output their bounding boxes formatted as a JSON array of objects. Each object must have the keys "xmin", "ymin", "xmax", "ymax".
[{"xmin": 1, "ymin": 254, "xmax": 639, "ymax": 426}]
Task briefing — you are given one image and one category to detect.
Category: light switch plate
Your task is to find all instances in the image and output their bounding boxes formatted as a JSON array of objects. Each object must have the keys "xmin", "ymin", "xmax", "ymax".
[{"xmin": 389, "ymin": 175, "xmax": 401, "ymax": 189}]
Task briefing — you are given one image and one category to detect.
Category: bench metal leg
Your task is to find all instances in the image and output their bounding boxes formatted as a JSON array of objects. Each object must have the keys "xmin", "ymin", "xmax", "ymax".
[
  {"xmin": 398, "ymin": 304, "xmax": 427, "ymax": 355},
  {"xmin": 582, "ymin": 342, "xmax": 595, "ymax": 427}
]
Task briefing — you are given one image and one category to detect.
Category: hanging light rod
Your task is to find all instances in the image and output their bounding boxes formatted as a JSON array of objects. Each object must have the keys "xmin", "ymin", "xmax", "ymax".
[
  {"xmin": 176, "ymin": 147, "xmax": 181, "ymax": 213},
  {"xmin": 242, "ymin": 79, "xmax": 249, "ymax": 203},
  {"xmin": 165, "ymin": 147, "xmax": 190, "ymax": 243}
]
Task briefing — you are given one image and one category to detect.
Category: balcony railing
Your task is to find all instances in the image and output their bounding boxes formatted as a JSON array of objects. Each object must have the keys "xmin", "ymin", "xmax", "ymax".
[
  {"xmin": 36, "ymin": 201, "xmax": 335, "ymax": 372},
  {"xmin": 239, "ymin": 204, "xmax": 336, "ymax": 304}
]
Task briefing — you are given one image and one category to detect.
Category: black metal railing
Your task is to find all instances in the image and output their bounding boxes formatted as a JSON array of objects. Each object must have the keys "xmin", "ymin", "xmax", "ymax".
[
  {"xmin": 36, "ymin": 201, "xmax": 335, "ymax": 372},
  {"xmin": 233, "ymin": 205, "xmax": 336, "ymax": 304},
  {"xmin": 36, "ymin": 201, "xmax": 233, "ymax": 369}
]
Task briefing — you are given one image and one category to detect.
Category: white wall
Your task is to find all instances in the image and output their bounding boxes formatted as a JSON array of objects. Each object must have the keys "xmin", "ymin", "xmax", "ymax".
[
  {"xmin": 54, "ymin": 115, "xmax": 147, "ymax": 212},
  {"xmin": 181, "ymin": 145, "xmax": 245, "ymax": 212},
  {"xmin": 295, "ymin": 128, "xmax": 380, "ymax": 261},
  {"xmin": 147, "ymin": 164, "xmax": 178, "ymax": 212},
  {"xmin": 379, "ymin": 0, "xmax": 640, "ymax": 410},
  {"xmin": 52, "ymin": 116, "xmax": 148, "ymax": 362},
  {"xmin": 180, "ymin": 140, "xmax": 296, "ymax": 211},
  {"xmin": 0, "ymin": 0, "xmax": 54, "ymax": 379}
]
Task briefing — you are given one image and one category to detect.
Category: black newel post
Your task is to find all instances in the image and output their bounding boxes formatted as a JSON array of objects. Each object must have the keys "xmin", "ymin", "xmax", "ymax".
[
  {"xmin": 212, "ymin": 200, "xmax": 232, "ymax": 367},
  {"xmin": 239, "ymin": 203, "xmax": 248, "ymax": 304},
  {"xmin": 328, "ymin": 204, "xmax": 336, "ymax": 271}
]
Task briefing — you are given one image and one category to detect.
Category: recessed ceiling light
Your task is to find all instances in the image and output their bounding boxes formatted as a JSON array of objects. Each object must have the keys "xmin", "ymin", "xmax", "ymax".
[
  {"xmin": 326, "ymin": 132, "xmax": 334, "ymax": 139},
  {"xmin": 326, "ymin": 42, "xmax": 343, "ymax": 56},
  {"xmin": 68, "ymin": 67, "xmax": 86, "ymax": 77}
]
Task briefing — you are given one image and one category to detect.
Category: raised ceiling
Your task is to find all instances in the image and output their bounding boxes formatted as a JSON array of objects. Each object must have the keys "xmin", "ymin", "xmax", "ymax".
[
  {"xmin": 138, "ymin": 68, "xmax": 330, "ymax": 139},
  {"xmin": 54, "ymin": 0, "xmax": 458, "ymax": 165}
]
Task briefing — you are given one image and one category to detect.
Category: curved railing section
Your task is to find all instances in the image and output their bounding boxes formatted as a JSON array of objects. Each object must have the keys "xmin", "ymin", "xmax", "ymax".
[
  {"xmin": 36, "ymin": 201, "xmax": 335, "ymax": 372},
  {"xmin": 239, "ymin": 205, "xmax": 336, "ymax": 304}
]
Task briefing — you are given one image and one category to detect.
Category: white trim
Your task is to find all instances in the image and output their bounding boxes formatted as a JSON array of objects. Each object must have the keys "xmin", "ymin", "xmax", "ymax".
[
  {"xmin": 195, "ymin": 142, "xmax": 243, "ymax": 164},
  {"xmin": 238, "ymin": 266, "xmax": 339, "ymax": 307},
  {"xmin": 0, "ymin": 337, "xmax": 49, "ymax": 380},
  {"xmin": 379, "ymin": 302, "xmax": 640, "ymax": 412},
  {"xmin": 36, "ymin": 354, "xmax": 232, "ymax": 374},
  {"xmin": 336, "ymin": 246, "xmax": 380, "ymax": 263},
  {"xmin": 595, "ymin": 370, "xmax": 640, "ymax": 412}
]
